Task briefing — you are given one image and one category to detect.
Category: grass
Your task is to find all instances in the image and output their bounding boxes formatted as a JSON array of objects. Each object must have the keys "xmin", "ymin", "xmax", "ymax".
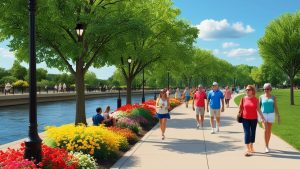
[{"xmin": 234, "ymin": 89, "xmax": 300, "ymax": 151}]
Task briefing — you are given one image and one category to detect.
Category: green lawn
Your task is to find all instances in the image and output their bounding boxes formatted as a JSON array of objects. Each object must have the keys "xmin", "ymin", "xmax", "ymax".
[{"xmin": 234, "ymin": 89, "xmax": 300, "ymax": 151}]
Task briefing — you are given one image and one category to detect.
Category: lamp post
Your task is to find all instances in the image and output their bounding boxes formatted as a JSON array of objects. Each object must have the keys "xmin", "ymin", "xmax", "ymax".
[
  {"xmin": 75, "ymin": 23, "xmax": 84, "ymax": 42},
  {"xmin": 24, "ymin": 0, "xmax": 42, "ymax": 163},
  {"xmin": 117, "ymin": 87, "xmax": 122, "ymax": 108},
  {"xmin": 142, "ymin": 68, "xmax": 145, "ymax": 103}
]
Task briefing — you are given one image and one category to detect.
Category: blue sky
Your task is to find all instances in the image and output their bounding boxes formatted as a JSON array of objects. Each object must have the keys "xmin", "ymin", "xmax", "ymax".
[{"xmin": 0, "ymin": 0, "xmax": 299, "ymax": 79}]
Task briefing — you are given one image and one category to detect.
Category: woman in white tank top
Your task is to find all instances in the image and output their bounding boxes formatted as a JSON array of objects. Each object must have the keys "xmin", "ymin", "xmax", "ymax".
[{"xmin": 156, "ymin": 89, "xmax": 171, "ymax": 140}]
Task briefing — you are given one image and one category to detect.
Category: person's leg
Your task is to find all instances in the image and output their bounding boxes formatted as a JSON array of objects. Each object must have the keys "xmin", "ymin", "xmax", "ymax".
[
  {"xmin": 159, "ymin": 119, "xmax": 163, "ymax": 134},
  {"xmin": 216, "ymin": 109, "xmax": 221, "ymax": 131},
  {"xmin": 266, "ymin": 123, "xmax": 272, "ymax": 148},
  {"xmin": 209, "ymin": 109, "xmax": 215, "ymax": 133},
  {"xmin": 200, "ymin": 115, "xmax": 204, "ymax": 128},
  {"xmin": 243, "ymin": 119, "xmax": 251, "ymax": 154},
  {"xmin": 162, "ymin": 119, "xmax": 167, "ymax": 139},
  {"xmin": 249, "ymin": 119, "xmax": 258, "ymax": 152},
  {"xmin": 195, "ymin": 107, "xmax": 200, "ymax": 127}
]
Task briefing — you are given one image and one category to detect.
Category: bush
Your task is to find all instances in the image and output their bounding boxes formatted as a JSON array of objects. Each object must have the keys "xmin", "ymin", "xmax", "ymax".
[
  {"xmin": 13, "ymin": 80, "xmax": 29, "ymax": 87},
  {"xmin": 116, "ymin": 117, "xmax": 141, "ymax": 134},
  {"xmin": 130, "ymin": 108, "xmax": 153, "ymax": 123},
  {"xmin": 44, "ymin": 124, "xmax": 128, "ymax": 161},
  {"xmin": 70, "ymin": 152, "xmax": 98, "ymax": 169},
  {"xmin": 108, "ymin": 127, "xmax": 139, "ymax": 145}
]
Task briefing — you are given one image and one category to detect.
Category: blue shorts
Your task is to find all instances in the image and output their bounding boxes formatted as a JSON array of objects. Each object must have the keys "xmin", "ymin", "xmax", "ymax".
[
  {"xmin": 185, "ymin": 96, "xmax": 190, "ymax": 102},
  {"xmin": 155, "ymin": 113, "xmax": 171, "ymax": 119}
]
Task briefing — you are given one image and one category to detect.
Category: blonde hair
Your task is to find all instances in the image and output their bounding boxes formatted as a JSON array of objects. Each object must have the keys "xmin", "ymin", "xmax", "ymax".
[{"xmin": 246, "ymin": 85, "xmax": 256, "ymax": 96}]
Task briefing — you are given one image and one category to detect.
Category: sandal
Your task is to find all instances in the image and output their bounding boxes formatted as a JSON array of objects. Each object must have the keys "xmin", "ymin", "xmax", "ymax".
[{"xmin": 244, "ymin": 152, "xmax": 252, "ymax": 157}]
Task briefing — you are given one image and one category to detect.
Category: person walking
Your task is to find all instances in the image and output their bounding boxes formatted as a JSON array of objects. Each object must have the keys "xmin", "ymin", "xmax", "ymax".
[
  {"xmin": 183, "ymin": 87, "xmax": 191, "ymax": 108},
  {"xmin": 175, "ymin": 88, "xmax": 181, "ymax": 99},
  {"xmin": 224, "ymin": 86, "xmax": 232, "ymax": 108},
  {"xmin": 4, "ymin": 82, "xmax": 12, "ymax": 95},
  {"xmin": 58, "ymin": 83, "xmax": 62, "ymax": 93},
  {"xmin": 63, "ymin": 83, "xmax": 67, "ymax": 93},
  {"xmin": 156, "ymin": 89, "xmax": 171, "ymax": 140},
  {"xmin": 239, "ymin": 85, "xmax": 265, "ymax": 156},
  {"xmin": 92, "ymin": 107, "xmax": 105, "ymax": 126},
  {"xmin": 192, "ymin": 85, "xmax": 207, "ymax": 128},
  {"xmin": 206, "ymin": 82, "xmax": 225, "ymax": 134},
  {"xmin": 259, "ymin": 83, "xmax": 280, "ymax": 153}
]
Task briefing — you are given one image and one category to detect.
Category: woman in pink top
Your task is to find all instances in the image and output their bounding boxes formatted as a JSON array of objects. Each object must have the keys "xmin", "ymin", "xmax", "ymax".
[
  {"xmin": 239, "ymin": 85, "xmax": 265, "ymax": 156},
  {"xmin": 224, "ymin": 86, "xmax": 232, "ymax": 108}
]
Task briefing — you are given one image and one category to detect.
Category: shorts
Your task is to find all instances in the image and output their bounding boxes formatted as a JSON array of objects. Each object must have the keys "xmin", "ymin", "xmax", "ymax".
[
  {"xmin": 262, "ymin": 113, "xmax": 275, "ymax": 123},
  {"xmin": 209, "ymin": 108, "xmax": 220, "ymax": 117},
  {"xmin": 196, "ymin": 107, "xmax": 205, "ymax": 116},
  {"xmin": 155, "ymin": 113, "xmax": 171, "ymax": 119},
  {"xmin": 185, "ymin": 96, "xmax": 190, "ymax": 102}
]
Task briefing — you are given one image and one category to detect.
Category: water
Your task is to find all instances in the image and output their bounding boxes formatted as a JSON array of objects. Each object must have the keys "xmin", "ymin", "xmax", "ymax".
[{"xmin": 0, "ymin": 94, "xmax": 153, "ymax": 145}]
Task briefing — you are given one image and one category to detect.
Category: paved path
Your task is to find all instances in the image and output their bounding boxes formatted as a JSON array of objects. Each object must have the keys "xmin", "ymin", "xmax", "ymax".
[{"xmin": 112, "ymin": 95, "xmax": 300, "ymax": 169}]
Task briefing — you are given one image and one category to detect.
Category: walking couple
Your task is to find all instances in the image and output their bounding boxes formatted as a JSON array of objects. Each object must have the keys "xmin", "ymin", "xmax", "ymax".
[
  {"xmin": 193, "ymin": 82, "xmax": 225, "ymax": 134},
  {"xmin": 239, "ymin": 83, "xmax": 280, "ymax": 156}
]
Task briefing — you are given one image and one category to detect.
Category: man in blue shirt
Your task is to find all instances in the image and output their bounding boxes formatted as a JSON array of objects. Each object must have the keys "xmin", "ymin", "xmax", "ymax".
[
  {"xmin": 92, "ymin": 107, "xmax": 104, "ymax": 126},
  {"xmin": 206, "ymin": 82, "xmax": 225, "ymax": 134}
]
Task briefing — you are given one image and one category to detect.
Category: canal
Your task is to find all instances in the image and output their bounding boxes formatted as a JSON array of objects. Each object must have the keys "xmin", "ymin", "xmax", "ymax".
[{"xmin": 0, "ymin": 94, "xmax": 153, "ymax": 145}]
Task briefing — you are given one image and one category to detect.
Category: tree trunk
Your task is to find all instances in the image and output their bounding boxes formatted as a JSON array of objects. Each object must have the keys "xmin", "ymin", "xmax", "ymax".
[
  {"xmin": 290, "ymin": 77, "xmax": 295, "ymax": 105},
  {"xmin": 126, "ymin": 78, "xmax": 132, "ymax": 104},
  {"xmin": 75, "ymin": 60, "xmax": 87, "ymax": 125}
]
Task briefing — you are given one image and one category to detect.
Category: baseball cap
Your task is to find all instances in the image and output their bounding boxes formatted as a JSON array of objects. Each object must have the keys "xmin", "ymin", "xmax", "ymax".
[{"xmin": 212, "ymin": 82, "xmax": 218, "ymax": 86}]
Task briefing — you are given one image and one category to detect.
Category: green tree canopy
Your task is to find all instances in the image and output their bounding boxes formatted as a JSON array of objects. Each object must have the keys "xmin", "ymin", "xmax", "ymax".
[
  {"xmin": 10, "ymin": 61, "xmax": 27, "ymax": 80},
  {"xmin": 258, "ymin": 12, "xmax": 300, "ymax": 105}
]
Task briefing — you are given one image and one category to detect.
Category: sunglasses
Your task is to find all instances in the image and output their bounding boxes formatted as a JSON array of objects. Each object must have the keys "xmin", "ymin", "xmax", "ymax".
[
  {"xmin": 246, "ymin": 89, "xmax": 252, "ymax": 91},
  {"xmin": 264, "ymin": 88, "xmax": 271, "ymax": 91}
]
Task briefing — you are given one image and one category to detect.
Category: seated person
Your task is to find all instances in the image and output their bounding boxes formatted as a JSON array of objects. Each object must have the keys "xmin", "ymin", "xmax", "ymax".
[
  {"xmin": 103, "ymin": 106, "xmax": 116, "ymax": 127},
  {"xmin": 92, "ymin": 107, "xmax": 104, "ymax": 126}
]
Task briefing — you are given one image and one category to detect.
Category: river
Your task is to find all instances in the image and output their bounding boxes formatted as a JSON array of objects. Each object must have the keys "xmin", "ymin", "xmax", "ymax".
[{"xmin": 0, "ymin": 94, "xmax": 153, "ymax": 145}]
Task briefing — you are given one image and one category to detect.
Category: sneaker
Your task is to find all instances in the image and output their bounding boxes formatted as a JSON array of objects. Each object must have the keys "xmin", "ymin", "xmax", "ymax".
[
  {"xmin": 196, "ymin": 123, "xmax": 200, "ymax": 129},
  {"xmin": 211, "ymin": 128, "xmax": 215, "ymax": 134},
  {"xmin": 216, "ymin": 126, "xmax": 219, "ymax": 132},
  {"xmin": 265, "ymin": 147, "xmax": 269, "ymax": 153}
]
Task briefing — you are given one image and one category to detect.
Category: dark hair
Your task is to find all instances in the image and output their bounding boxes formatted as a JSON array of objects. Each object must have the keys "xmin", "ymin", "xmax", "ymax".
[{"xmin": 96, "ymin": 107, "xmax": 102, "ymax": 113}]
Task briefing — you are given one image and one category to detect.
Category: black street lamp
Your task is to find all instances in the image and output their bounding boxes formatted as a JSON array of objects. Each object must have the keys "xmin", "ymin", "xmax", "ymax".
[
  {"xmin": 142, "ymin": 68, "xmax": 145, "ymax": 103},
  {"xmin": 117, "ymin": 87, "xmax": 122, "ymax": 108},
  {"xmin": 24, "ymin": 0, "xmax": 42, "ymax": 163},
  {"xmin": 75, "ymin": 23, "xmax": 84, "ymax": 42}
]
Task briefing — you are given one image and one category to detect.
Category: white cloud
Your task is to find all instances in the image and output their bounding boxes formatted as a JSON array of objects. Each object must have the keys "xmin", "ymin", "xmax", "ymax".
[
  {"xmin": 0, "ymin": 47, "xmax": 14, "ymax": 58},
  {"xmin": 227, "ymin": 48, "xmax": 257, "ymax": 57},
  {"xmin": 222, "ymin": 42, "xmax": 240, "ymax": 48},
  {"xmin": 196, "ymin": 19, "xmax": 254, "ymax": 40},
  {"xmin": 246, "ymin": 57, "xmax": 256, "ymax": 61}
]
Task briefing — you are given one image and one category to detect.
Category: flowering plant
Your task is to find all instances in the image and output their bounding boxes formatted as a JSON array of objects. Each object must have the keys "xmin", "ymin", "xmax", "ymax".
[
  {"xmin": 143, "ymin": 99, "xmax": 156, "ymax": 106},
  {"xmin": 111, "ymin": 110, "xmax": 130, "ymax": 119},
  {"xmin": 108, "ymin": 127, "xmax": 139, "ymax": 144},
  {"xmin": 44, "ymin": 124, "xmax": 128, "ymax": 160},
  {"xmin": 116, "ymin": 117, "xmax": 141, "ymax": 134},
  {"xmin": 69, "ymin": 152, "xmax": 97, "ymax": 169},
  {"xmin": 0, "ymin": 143, "xmax": 78, "ymax": 169}
]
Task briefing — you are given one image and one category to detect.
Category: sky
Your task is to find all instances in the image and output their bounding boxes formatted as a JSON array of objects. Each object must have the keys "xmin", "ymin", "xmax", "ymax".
[{"xmin": 0, "ymin": 0, "xmax": 299, "ymax": 79}]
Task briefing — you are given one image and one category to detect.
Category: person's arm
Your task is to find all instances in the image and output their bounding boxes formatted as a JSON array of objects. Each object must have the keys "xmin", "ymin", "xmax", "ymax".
[
  {"xmin": 206, "ymin": 94, "xmax": 210, "ymax": 112},
  {"xmin": 167, "ymin": 98, "xmax": 171, "ymax": 111},
  {"xmin": 274, "ymin": 96, "xmax": 280, "ymax": 124},
  {"xmin": 220, "ymin": 92, "xmax": 225, "ymax": 112},
  {"xmin": 257, "ymin": 101, "xmax": 265, "ymax": 123},
  {"xmin": 192, "ymin": 95, "xmax": 195, "ymax": 111}
]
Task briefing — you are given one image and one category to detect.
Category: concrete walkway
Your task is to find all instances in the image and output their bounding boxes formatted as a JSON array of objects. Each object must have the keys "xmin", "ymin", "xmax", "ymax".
[{"xmin": 112, "ymin": 95, "xmax": 300, "ymax": 169}]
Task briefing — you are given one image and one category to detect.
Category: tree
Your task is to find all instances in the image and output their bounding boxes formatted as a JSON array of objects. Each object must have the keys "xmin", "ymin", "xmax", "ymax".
[
  {"xmin": 0, "ymin": 0, "xmax": 131, "ymax": 124},
  {"xmin": 0, "ymin": 67, "xmax": 10, "ymax": 78},
  {"xmin": 84, "ymin": 71, "xmax": 98, "ymax": 87},
  {"xmin": 10, "ymin": 61, "xmax": 27, "ymax": 80},
  {"xmin": 258, "ymin": 12, "xmax": 300, "ymax": 105},
  {"xmin": 106, "ymin": 0, "xmax": 198, "ymax": 103},
  {"xmin": 36, "ymin": 68, "xmax": 48, "ymax": 82},
  {"xmin": 0, "ymin": 76, "xmax": 17, "ymax": 85}
]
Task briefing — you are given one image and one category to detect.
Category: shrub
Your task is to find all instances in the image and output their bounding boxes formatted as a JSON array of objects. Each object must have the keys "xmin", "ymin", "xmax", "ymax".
[
  {"xmin": 70, "ymin": 152, "xmax": 98, "ymax": 169},
  {"xmin": 0, "ymin": 143, "xmax": 79, "ymax": 169},
  {"xmin": 108, "ymin": 127, "xmax": 139, "ymax": 145},
  {"xmin": 13, "ymin": 80, "xmax": 29, "ymax": 87},
  {"xmin": 111, "ymin": 111, "xmax": 130, "ymax": 119},
  {"xmin": 116, "ymin": 117, "xmax": 141, "ymax": 134},
  {"xmin": 130, "ymin": 108, "xmax": 153, "ymax": 123},
  {"xmin": 44, "ymin": 124, "xmax": 128, "ymax": 161}
]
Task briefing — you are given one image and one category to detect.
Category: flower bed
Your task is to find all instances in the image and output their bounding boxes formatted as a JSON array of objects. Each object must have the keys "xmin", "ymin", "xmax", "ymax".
[{"xmin": 1, "ymin": 99, "xmax": 181, "ymax": 169}]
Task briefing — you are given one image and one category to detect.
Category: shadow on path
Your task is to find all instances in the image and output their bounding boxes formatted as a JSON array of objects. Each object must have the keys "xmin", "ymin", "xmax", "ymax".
[{"xmin": 254, "ymin": 149, "xmax": 300, "ymax": 160}]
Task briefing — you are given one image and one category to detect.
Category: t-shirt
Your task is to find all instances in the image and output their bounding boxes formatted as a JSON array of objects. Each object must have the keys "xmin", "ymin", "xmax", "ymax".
[
  {"xmin": 194, "ymin": 91, "xmax": 207, "ymax": 107},
  {"xmin": 92, "ymin": 114, "xmax": 104, "ymax": 126},
  {"xmin": 208, "ymin": 90, "xmax": 224, "ymax": 109},
  {"xmin": 184, "ymin": 89, "xmax": 190, "ymax": 97},
  {"xmin": 224, "ymin": 89, "xmax": 231, "ymax": 99},
  {"xmin": 241, "ymin": 96, "xmax": 258, "ymax": 120}
]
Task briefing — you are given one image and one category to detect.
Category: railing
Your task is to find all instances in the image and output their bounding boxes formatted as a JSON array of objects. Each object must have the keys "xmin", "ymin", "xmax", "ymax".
[{"xmin": 0, "ymin": 86, "xmax": 160, "ymax": 96}]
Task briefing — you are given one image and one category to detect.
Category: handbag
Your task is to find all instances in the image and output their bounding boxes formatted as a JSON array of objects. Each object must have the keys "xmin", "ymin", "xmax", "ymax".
[{"xmin": 237, "ymin": 97, "xmax": 244, "ymax": 123}]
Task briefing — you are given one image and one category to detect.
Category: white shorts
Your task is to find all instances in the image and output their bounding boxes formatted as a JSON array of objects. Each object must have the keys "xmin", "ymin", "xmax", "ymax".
[
  {"xmin": 195, "ymin": 107, "xmax": 205, "ymax": 116},
  {"xmin": 262, "ymin": 113, "xmax": 275, "ymax": 123},
  {"xmin": 209, "ymin": 109, "xmax": 220, "ymax": 117}
]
